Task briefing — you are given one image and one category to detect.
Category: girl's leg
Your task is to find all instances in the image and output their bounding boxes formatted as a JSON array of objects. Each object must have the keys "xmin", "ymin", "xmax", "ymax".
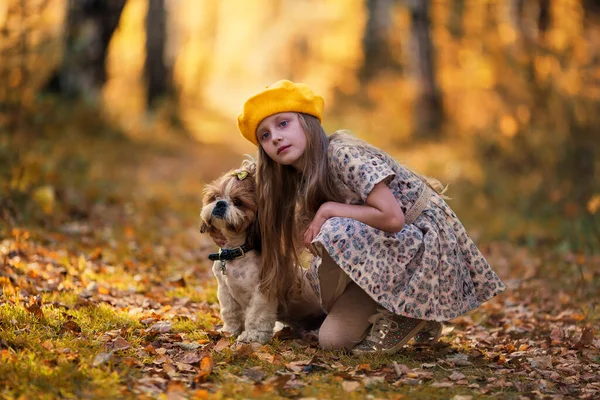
[{"xmin": 318, "ymin": 281, "xmax": 378, "ymax": 350}]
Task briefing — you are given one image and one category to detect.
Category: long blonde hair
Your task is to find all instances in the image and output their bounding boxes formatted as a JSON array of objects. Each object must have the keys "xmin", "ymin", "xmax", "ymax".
[
  {"xmin": 256, "ymin": 114, "xmax": 345, "ymax": 304},
  {"xmin": 256, "ymin": 115, "xmax": 447, "ymax": 304}
]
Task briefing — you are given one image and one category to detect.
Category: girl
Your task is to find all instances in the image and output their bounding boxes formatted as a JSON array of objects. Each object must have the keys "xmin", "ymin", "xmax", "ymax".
[{"xmin": 237, "ymin": 80, "xmax": 505, "ymax": 354}]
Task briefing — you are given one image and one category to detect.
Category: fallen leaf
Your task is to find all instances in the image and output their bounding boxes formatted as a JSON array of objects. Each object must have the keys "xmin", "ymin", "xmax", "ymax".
[
  {"xmin": 286, "ymin": 359, "xmax": 311, "ymax": 373},
  {"xmin": 273, "ymin": 326, "xmax": 294, "ymax": 340},
  {"xmin": 392, "ymin": 361, "xmax": 411, "ymax": 377},
  {"xmin": 40, "ymin": 340, "xmax": 54, "ymax": 351},
  {"xmin": 573, "ymin": 328, "xmax": 594, "ymax": 349},
  {"xmin": 254, "ymin": 350, "xmax": 274, "ymax": 363},
  {"xmin": 446, "ymin": 353, "xmax": 473, "ymax": 366},
  {"xmin": 175, "ymin": 362, "xmax": 194, "ymax": 372},
  {"xmin": 195, "ymin": 354, "xmax": 213, "ymax": 383},
  {"xmin": 362, "ymin": 376, "xmax": 385, "ymax": 387},
  {"xmin": 355, "ymin": 363, "xmax": 371, "ymax": 372},
  {"xmin": 263, "ymin": 374, "xmax": 293, "ymax": 390},
  {"xmin": 121, "ymin": 357, "xmax": 141, "ymax": 367},
  {"xmin": 92, "ymin": 351, "xmax": 113, "ymax": 366},
  {"xmin": 232, "ymin": 343, "xmax": 253, "ymax": 358},
  {"xmin": 191, "ymin": 389, "xmax": 210, "ymax": 399},
  {"xmin": 449, "ymin": 371, "xmax": 466, "ymax": 381},
  {"xmin": 166, "ymin": 381, "xmax": 187, "ymax": 400},
  {"xmin": 407, "ymin": 370, "xmax": 434, "ymax": 380},
  {"xmin": 60, "ymin": 320, "xmax": 82, "ymax": 334},
  {"xmin": 550, "ymin": 326, "xmax": 563, "ymax": 343},
  {"xmin": 167, "ymin": 276, "xmax": 186, "ymax": 287},
  {"xmin": 178, "ymin": 352, "xmax": 202, "ymax": 365},
  {"xmin": 529, "ymin": 355, "xmax": 552, "ymax": 369},
  {"xmin": 168, "ymin": 364, "xmax": 183, "ymax": 378},
  {"xmin": 244, "ymin": 367, "xmax": 266, "ymax": 383},
  {"xmin": 26, "ymin": 303, "xmax": 44, "ymax": 319},
  {"xmin": 153, "ymin": 354, "xmax": 170, "ymax": 365},
  {"xmin": 175, "ymin": 342, "xmax": 201, "ymax": 351},
  {"xmin": 342, "ymin": 380, "xmax": 361, "ymax": 392},
  {"xmin": 148, "ymin": 321, "xmax": 172, "ymax": 334},
  {"xmin": 213, "ymin": 338, "xmax": 230, "ymax": 352},
  {"xmin": 113, "ymin": 337, "xmax": 131, "ymax": 351},
  {"xmin": 431, "ymin": 381, "xmax": 454, "ymax": 388}
]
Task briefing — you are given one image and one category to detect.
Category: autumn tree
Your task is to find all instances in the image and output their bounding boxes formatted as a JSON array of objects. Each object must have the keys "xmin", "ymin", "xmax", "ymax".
[
  {"xmin": 44, "ymin": 0, "xmax": 126, "ymax": 98},
  {"xmin": 406, "ymin": 0, "xmax": 444, "ymax": 137},
  {"xmin": 145, "ymin": 0, "xmax": 168, "ymax": 109},
  {"xmin": 359, "ymin": 0, "xmax": 399, "ymax": 83}
]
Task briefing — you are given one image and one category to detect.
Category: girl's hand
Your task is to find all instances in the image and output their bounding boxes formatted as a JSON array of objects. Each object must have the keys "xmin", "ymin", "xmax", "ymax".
[{"xmin": 303, "ymin": 202, "xmax": 335, "ymax": 247}]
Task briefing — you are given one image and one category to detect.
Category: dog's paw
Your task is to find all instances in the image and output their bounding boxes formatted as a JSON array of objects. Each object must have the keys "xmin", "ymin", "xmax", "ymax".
[
  {"xmin": 237, "ymin": 330, "xmax": 272, "ymax": 344},
  {"xmin": 220, "ymin": 324, "xmax": 243, "ymax": 337}
]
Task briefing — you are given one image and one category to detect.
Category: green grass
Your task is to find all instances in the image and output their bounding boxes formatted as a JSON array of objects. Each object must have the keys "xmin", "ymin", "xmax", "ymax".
[{"xmin": 0, "ymin": 302, "xmax": 141, "ymax": 399}]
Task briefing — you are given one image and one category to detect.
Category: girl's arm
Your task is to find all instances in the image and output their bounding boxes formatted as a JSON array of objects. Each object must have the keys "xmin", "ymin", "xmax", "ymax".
[{"xmin": 304, "ymin": 181, "xmax": 404, "ymax": 246}]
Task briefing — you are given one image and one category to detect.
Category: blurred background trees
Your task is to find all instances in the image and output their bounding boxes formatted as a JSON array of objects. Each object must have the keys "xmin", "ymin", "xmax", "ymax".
[
  {"xmin": 0, "ymin": 0, "xmax": 598, "ymax": 252},
  {"xmin": 44, "ymin": 0, "xmax": 127, "ymax": 98}
]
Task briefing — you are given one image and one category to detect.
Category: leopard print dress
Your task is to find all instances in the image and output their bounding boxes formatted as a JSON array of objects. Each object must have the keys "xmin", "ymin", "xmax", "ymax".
[{"xmin": 305, "ymin": 134, "xmax": 506, "ymax": 321}]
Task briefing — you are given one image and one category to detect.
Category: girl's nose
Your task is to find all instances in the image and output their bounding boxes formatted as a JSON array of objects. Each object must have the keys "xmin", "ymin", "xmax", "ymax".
[{"xmin": 271, "ymin": 132, "xmax": 282, "ymax": 143}]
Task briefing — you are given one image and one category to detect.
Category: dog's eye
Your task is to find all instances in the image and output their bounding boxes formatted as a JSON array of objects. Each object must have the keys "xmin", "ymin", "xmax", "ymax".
[
  {"xmin": 232, "ymin": 198, "xmax": 243, "ymax": 207},
  {"xmin": 208, "ymin": 195, "xmax": 218, "ymax": 202}
]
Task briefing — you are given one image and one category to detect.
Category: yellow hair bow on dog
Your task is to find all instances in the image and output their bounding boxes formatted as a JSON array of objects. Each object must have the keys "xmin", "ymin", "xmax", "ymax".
[{"xmin": 231, "ymin": 170, "xmax": 248, "ymax": 181}]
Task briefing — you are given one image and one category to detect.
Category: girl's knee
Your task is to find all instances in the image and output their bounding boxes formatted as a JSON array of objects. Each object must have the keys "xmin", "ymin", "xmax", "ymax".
[
  {"xmin": 318, "ymin": 321, "xmax": 365, "ymax": 350},
  {"xmin": 318, "ymin": 329, "xmax": 351, "ymax": 350}
]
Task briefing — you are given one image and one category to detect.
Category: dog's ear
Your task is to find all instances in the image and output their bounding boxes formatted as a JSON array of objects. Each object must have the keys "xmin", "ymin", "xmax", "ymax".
[
  {"xmin": 200, "ymin": 221, "xmax": 209, "ymax": 234},
  {"xmin": 247, "ymin": 214, "xmax": 261, "ymax": 252}
]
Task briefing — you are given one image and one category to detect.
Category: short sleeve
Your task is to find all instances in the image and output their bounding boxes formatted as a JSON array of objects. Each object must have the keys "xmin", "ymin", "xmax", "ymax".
[{"xmin": 329, "ymin": 144, "xmax": 396, "ymax": 202}]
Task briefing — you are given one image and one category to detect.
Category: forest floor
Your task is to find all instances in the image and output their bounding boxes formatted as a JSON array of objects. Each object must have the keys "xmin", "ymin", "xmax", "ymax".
[{"xmin": 1, "ymin": 106, "xmax": 599, "ymax": 399}]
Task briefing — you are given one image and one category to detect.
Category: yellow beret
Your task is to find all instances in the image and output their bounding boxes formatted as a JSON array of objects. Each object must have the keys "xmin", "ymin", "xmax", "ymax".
[{"xmin": 237, "ymin": 80, "xmax": 324, "ymax": 145}]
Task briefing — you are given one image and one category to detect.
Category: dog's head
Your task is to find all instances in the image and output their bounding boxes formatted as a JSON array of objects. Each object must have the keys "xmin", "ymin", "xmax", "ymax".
[{"xmin": 200, "ymin": 159, "xmax": 260, "ymax": 249}]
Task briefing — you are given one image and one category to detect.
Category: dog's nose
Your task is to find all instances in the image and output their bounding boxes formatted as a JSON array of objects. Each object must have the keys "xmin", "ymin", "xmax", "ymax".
[{"xmin": 212, "ymin": 200, "xmax": 227, "ymax": 218}]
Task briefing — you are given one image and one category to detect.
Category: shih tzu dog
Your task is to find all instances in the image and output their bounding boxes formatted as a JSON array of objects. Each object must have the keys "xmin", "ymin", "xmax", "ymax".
[{"xmin": 200, "ymin": 159, "xmax": 325, "ymax": 344}]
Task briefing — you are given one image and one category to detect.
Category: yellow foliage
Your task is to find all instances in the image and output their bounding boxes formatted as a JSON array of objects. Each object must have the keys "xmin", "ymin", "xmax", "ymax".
[
  {"xmin": 516, "ymin": 106, "xmax": 530, "ymax": 124},
  {"xmin": 102, "ymin": 0, "xmax": 148, "ymax": 134},
  {"xmin": 497, "ymin": 24, "xmax": 517, "ymax": 45},
  {"xmin": 587, "ymin": 194, "xmax": 600, "ymax": 214},
  {"xmin": 500, "ymin": 115, "xmax": 518, "ymax": 138},
  {"xmin": 32, "ymin": 185, "xmax": 55, "ymax": 214}
]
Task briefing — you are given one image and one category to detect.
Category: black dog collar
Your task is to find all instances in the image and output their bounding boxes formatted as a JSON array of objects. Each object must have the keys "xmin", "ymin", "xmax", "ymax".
[{"xmin": 208, "ymin": 244, "xmax": 253, "ymax": 262}]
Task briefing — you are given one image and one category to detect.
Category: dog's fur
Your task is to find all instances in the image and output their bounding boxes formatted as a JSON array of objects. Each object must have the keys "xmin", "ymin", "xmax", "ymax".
[{"xmin": 200, "ymin": 160, "xmax": 324, "ymax": 344}]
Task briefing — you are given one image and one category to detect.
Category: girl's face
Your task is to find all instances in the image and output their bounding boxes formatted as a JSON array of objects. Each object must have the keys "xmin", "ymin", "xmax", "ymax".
[{"xmin": 256, "ymin": 112, "xmax": 307, "ymax": 170}]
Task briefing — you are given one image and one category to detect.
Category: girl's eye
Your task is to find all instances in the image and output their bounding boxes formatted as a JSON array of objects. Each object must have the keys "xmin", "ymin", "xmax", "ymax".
[
  {"xmin": 279, "ymin": 120, "xmax": 288, "ymax": 128},
  {"xmin": 260, "ymin": 131, "xmax": 270, "ymax": 141}
]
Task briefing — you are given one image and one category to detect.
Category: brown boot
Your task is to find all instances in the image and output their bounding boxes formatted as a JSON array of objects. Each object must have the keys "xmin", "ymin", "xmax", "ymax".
[{"xmin": 352, "ymin": 309, "xmax": 426, "ymax": 355}]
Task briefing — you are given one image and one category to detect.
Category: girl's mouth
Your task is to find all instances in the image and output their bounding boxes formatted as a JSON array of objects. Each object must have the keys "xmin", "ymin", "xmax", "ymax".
[{"xmin": 277, "ymin": 145, "xmax": 291, "ymax": 155}]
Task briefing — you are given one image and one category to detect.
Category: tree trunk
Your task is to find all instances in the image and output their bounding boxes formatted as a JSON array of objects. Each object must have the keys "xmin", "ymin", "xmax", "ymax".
[
  {"xmin": 359, "ymin": 0, "xmax": 397, "ymax": 83},
  {"xmin": 508, "ymin": 0, "xmax": 526, "ymax": 36},
  {"xmin": 44, "ymin": 0, "xmax": 126, "ymax": 97},
  {"xmin": 145, "ymin": 0, "xmax": 168, "ymax": 109},
  {"xmin": 448, "ymin": 0, "xmax": 465, "ymax": 38},
  {"xmin": 407, "ymin": 0, "xmax": 444, "ymax": 137},
  {"xmin": 538, "ymin": 0, "xmax": 551, "ymax": 38}
]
